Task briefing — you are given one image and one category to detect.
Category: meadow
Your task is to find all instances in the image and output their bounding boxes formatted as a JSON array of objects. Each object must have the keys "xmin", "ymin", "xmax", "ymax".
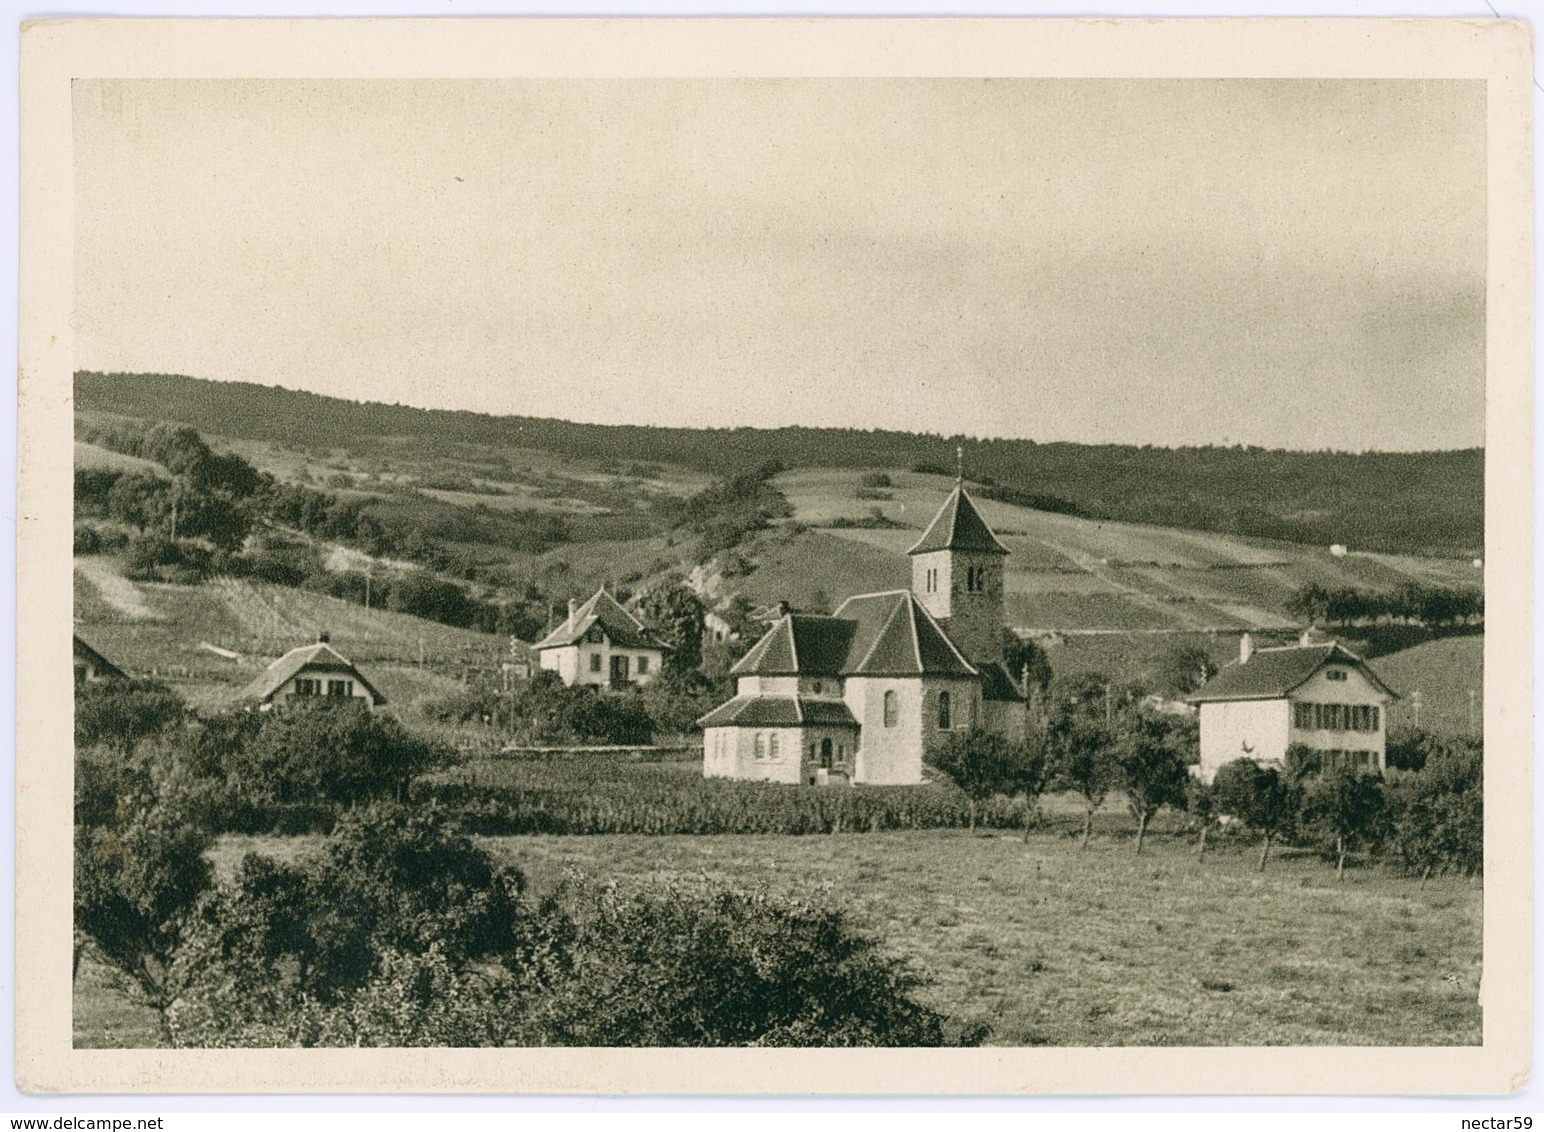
[{"xmin": 75, "ymin": 810, "xmax": 1482, "ymax": 1048}]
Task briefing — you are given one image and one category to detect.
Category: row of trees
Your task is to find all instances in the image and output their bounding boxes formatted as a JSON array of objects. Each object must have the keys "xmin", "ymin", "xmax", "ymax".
[
  {"xmin": 927, "ymin": 674, "xmax": 1482, "ymax": 882},
  {"xmin": 1285, "ymin": 582, "xmax": 1483, "ymax": 628}
]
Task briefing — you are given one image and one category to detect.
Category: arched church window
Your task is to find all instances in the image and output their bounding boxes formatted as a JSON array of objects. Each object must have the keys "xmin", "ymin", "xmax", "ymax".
[
  {"xmin": 938, "ymin": 691, "xmax": 952, "ymax": 730},
  {"xmin": 883, "ymin": 690, "xmax": 898, "ymax": 727}
]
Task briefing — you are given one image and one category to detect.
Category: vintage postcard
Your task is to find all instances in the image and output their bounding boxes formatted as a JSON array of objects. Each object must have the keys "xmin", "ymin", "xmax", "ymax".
[{"xmin": 15, "ymin": 18, "xmax": 1533, "ymax": 1094}]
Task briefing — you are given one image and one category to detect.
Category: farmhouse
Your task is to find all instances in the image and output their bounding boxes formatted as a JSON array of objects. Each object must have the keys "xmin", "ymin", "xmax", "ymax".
[
  {"xmin": 239, "ymin": 632, "xmax": 387, "ymax": 711},
  {"xmin": 535, "ymin": 586, "xmax": 668, "ymax": 688},
  {"xmin": 74, "ymin": 634, "xmax": 126, "ymax": 684},
  {"xmin": 699, "ymin": 484, "xmax": 1028, "ymax": 785},
  {"xmin": 1187, "ymin": 633, "xmax": 1397, "ymax": 782}
]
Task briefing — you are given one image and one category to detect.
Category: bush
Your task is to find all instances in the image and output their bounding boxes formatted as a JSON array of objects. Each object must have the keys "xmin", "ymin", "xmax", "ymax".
[
  {"xmin": 1384, "ymin": 735, "xmax": 1482, "ymax": 879},
  {"xmin": 228, "ymin": 699, "xmax": 443, "ymax": 808},
  {"xmin": 521, "ymin": 878, "xmax": 974, "ymax": 1047},
  {"xmin": 167, "ymin": 808, "xmax": 975, "ymax": 1048},
  {"xmin": 75, "ymin": 678, "xmax": 186, "ymax": 755}
]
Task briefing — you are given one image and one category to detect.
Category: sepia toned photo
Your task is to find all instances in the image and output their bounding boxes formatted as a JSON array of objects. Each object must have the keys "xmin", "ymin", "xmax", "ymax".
[{"xmin": 16, "ymin": 18, "xmax": 1532, "ymax": 1095}]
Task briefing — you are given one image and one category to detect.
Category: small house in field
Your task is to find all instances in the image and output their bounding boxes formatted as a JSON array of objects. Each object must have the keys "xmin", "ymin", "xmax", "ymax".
[
  {"xmin": 1187, "ymin": 633, "xmax": 1396, "ymax": 782},
  {"xmin": 239, "ymin": 632, "xmax": 386, "ymax": 711},
  {"xmin": 534, "ymin": 587, "xmax": 668, "ymax": 688},
  {"xmin": 74, "ymin": 634, "xmax": 127, "ymax": 685}
]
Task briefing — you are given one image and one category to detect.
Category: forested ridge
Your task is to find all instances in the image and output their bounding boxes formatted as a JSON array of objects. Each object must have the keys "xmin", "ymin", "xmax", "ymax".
[{"xmin": 76, "ymin": 371, "xmax": 1483, "ymax": 557}]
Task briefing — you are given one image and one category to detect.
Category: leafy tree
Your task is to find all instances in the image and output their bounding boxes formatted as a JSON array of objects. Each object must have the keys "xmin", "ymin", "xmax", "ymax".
[
  {"xmin": 234, "ymin": 700, "xmax": 441, "ymax": 807},
  {"xmin": 106, "ymin": 471, "xmax": 174, "ymax": 532},
  {"xmin": 927, "ymin": 728, "xmax": 1039, "ymax": 833},
  {"xmin": 1185, "ymin": 776, "xmax": 1216, "ymax": 859},
  {"xmin": 1298, "ymin": 765, "xmax": 1385, "ymax": 881},
  {"xmin": 1384, "ymin": 736, "xmax": 1482, "ymax": 883},
  {"xmin": 1114, "ymin": 712, "xmax": 1192, "ymax": 854},
  {"xmin": 1151, "ymin": 644, "xmax": 1219, "ymax": 697},
  {"xmin": 639, "ymin": 667, "xmax": 722, "ymax": 737},
  {"xmin": 1045, "ymin": 674, "xmax": 1133, "ymax": 848},
  {"xmin": 74, "ymin": 785, "xmax": 214, "ymax": 1039},
  {"xmin": 1001, "ymin": 628, "xmax": 1052, "ymax": 694},
  {"xmin": 75, "ymin": 678, "xmax": 186, "ymax": 755},
  {"xmin": 634, "ymin": 582, "xmax": 704, "ymax": 672},
  {"xmin": 1212, "ymin": 758, "xmax": 1294, "ymax": 871}
]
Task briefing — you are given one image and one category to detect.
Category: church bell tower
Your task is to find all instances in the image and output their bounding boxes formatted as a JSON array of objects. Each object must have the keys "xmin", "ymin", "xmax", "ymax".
[{"xmin": 908, "ymin": 476, "xmax": 1011, "ymax": 669}]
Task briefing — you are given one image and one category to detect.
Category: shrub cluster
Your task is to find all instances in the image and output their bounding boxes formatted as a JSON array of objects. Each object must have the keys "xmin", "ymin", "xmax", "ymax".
[{"xmin": 77, "ymin": 799, "xmax": 968, "ymax": 1048}]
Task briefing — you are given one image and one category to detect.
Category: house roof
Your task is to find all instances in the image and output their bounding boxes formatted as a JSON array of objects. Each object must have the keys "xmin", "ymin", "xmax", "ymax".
[
  {"xmin": 731, "ymin": 591, "xmax": 977, "ymax": 680},
  {"xmin": 238, "ymin": 641, "xmax": 387, "ymax": 705},
  {"xmin": 73, "ymin": 634, "xmax": 127, "ymax": 680},
  {"xmin": 697, "ymin": 695, "xmax": 861, "ymax": 729},
  {"xmin": 907, "ymin": 485, "xmax": 1011, "ymax": 557},
  {"xmin": 534, "ymin": 587, "xmax": 668, "ymax": 652},
  {"xmin": 1186, "ymin": 642, "xmax": 1397, "ymax": 704}
]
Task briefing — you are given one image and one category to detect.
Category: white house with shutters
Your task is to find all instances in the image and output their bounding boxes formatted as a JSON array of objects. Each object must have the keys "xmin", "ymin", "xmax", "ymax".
[
  {"xmin": 534, "ymin": 586, "xmax": 669, "ymax": 688},
  {"xmin": 1187, "ymin": 633, "xmax": 1397, "ymax": 783},
  {"xmin": 239, "ymin": 633, "xmax": 387, "ymax": 711}
]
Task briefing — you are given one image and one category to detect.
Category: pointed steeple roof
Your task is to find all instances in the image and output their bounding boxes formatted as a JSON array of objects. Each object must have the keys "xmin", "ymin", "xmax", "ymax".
[{"xmin": 907, "ymin": 485, "xmax": 1010, "ymax": 556}]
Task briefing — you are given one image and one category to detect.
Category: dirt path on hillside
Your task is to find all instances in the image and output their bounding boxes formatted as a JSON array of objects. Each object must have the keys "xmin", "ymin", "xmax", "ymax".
[{"xmin": 75, "ymin": 557, "xmax": 159, "ymax": 621}]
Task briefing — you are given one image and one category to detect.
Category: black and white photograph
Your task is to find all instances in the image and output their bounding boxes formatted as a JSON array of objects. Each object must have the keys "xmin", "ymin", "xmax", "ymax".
[{"xmin": 14, "ymin": 16, "xmax": 1533, "ymax": 1097}]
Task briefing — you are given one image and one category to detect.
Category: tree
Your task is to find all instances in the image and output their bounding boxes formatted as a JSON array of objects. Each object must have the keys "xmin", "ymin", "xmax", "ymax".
[
  {"xmin": 74, "ymin": 787, "xmax": 214, "ymax": 1039},
  {"xmin": 1299, "ymin": 765, "xmax": 1385, "ymax": 881},
  {"xmin": 1212, "ymin": 758, "xmax": 1294, "ymax": 871},
  {"xmin": 640, "ymin": 667, "xmax": 722, "ymax": 737},
  {"xmin": 1114, "ymin": 713, "xmax": 1192, "ymax": 854},
  {"xmin": 233, "ymin": 700, "xmax": 441, "ymax": 807},
  {"xmin": 1045, "ymin": 674, "xmax": 1130, "ymax": 849},
  {"xmin": 1384, "ymin": 736, "xmax": 1482, "ymax": 883},
  {"xmin": 1185, "ymin": 776, "xmax": 1216, "ymax": 859},
  {"xmin": 927, "ymin": 728, "xmax": 1038, "ymax": 833},
  {"xmin": 1000, "ymin": 628, "xmax": 1052, "ymax": 694},
  {"xmin": 1151, "ymin": 644, "xmax": 1219, "ymax": 697},
  {"xmin": 634, "ymin": 582, "xmax": 704, "ymax": 672},
  {"xmin": 75, "ymin": 678, "xmax": 185, "ymax": 755}
]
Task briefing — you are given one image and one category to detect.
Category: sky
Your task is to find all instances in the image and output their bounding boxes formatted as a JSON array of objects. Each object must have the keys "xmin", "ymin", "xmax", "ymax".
[{"xmin": 73, "ymin": 78, "xmax": 1487, "ymax": 451}]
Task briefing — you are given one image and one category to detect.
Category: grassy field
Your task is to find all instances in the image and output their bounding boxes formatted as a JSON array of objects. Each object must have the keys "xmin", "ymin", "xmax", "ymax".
[
  {"xmin": 1377, "ymin": 635, "xmax": 1485, "ymax": 737},
  {"xmin": 75, "ymin": 802, "xmax": 1480, "ymax": 1049}
]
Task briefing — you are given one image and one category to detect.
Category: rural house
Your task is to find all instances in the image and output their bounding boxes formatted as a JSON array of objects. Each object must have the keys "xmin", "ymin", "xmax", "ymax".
[
  {"xmin": 699, "ymin": 484, "xmax": 1028, "ymax": 786},
  {"xmin": 535, "ymin": 586, "xmax": 668, "ymax": 688},
  {"xmin": 1187, "ymin": 633, "xmax": 1397, "ymax": 782},
  {"xmin": 74, "ymin": 634, "xmax": 126, "ymax": 684},
  {"xmin": 239, "ymin": 632, "xmax": 387, "ymax": 711}
]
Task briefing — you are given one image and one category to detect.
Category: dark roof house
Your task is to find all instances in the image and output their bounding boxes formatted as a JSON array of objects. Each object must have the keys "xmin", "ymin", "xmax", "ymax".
[
  {"xmin": 73, "ymin": 634, "xmax": 127, "ymax": 682},
  {"xmin": 1187, "ymin": 641, "xmax": 1397, "ymax": 704},
  {"xmin": 534, "ymin": 587, "xmax": 669, "ymax": 652},
  {"xmin": 239, "ymin": 637, "xmax": 387, "ymax": 707},
  {"xmin": 729, "ymin": 591, "xmax": 978, "ymax": 680}
]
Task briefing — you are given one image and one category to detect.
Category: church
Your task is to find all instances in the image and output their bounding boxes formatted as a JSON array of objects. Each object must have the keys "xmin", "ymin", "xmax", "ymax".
[{"xmin": 699, "ymin": 483, "xmax": 1027, "ymax": 786}]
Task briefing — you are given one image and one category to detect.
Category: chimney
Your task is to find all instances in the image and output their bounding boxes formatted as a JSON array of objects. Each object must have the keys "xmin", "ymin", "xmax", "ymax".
[
  {"xmin": 1239, "ymin": 633, "xmax": 1253, "ymax": 664},
  {"xmin": 318, "ymin": 630, "xmax": 330, "ymax": 644},
  {"xmin": 568, "ymin": 599, "xmax": 579, "ymax": 623},
  {"xmin": 776, "ymin": 599, "xmax": 791, "ymax": 618},
  {"xmin": 1299, "ymin": 627, "xmax": 1314, "ymax": 647}
]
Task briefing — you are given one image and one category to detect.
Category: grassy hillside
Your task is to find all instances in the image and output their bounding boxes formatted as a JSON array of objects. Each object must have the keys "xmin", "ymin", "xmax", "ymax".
[
  {"xmin": 1376, "ymin": 635, "xmax": 1485, "ymax": 737},
  {"xmin": 780, "ymin": 468, "xmax": 1481, "ymax": 635},
  {"xmin": 76, "ymin": 371, "xmax": 1483, "ymax": 557},
  {"xmin": 74, "ymin": 556, "xmax": 505, "ymax": 710}
]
